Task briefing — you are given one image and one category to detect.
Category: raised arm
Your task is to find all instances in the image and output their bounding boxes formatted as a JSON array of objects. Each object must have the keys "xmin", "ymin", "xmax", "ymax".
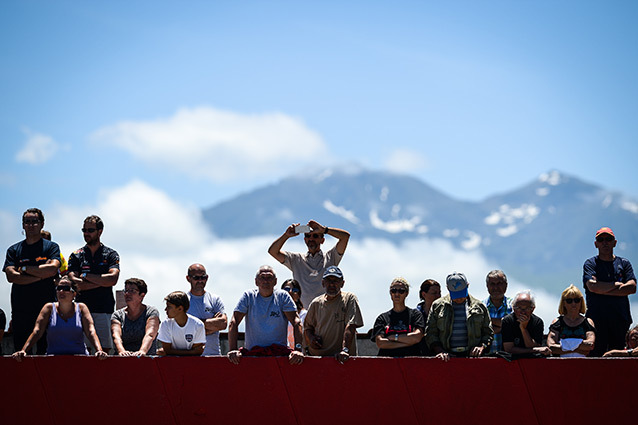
[
  {"xmin": 268, "ymin": 223, "xmax": 299, "ymax": 264},
  {"xmin": 308, "ymin": 220, "xmax": 350, "ymax": 255},
  {"xmin": 12, "ymin": 304, "xmax": 53, "ymax": 361}
]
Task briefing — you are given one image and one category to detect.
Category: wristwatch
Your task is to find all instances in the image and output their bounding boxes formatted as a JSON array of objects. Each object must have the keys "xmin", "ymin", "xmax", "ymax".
[
  {"xmin": 341, "ymin": 347, "xmax": 349, "ymax": 354},
  {"xmin": 324, "ymin": 226, "xmax": 329, "ymax": 234},
  {"xmin": 295, "ymin": 343, "xmax": 302, "ymax": 351},
  {"xmin": 627, "ymin": 348, "xmax": 634, "ymax": 356},
  {"xmin": 21, "ymin": 266, "xmax": 27, "ymax": 273},
  {"xmin": 394, "ymin": 333, "xmax": 399, "ymax": 342}
]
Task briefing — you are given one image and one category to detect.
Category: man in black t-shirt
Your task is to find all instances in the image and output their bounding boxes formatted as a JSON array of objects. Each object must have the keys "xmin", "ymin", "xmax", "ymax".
[
  {"xmin": 68, "ymin": 215, "xmax": 120, "ymax": 353},
  {"xmin": 502, "ymin": 291, "xmax": 550, "ymax": 357},
  {"xmin": 3, "ymin": 208, "xmax": 61, "ymax": 354}
]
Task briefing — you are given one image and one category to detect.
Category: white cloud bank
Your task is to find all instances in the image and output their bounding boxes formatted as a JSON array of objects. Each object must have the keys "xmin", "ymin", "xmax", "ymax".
[
  {"xmin": 1, "ymin": 180, "xmax": 636, "ymax": 337},
  {"xmin": 15, "ymin": 128, "xmax": 62, "ymax": 165},
  {"xmin": 89, "ymin": 106, "xmax": 327, "ymax": 182}
]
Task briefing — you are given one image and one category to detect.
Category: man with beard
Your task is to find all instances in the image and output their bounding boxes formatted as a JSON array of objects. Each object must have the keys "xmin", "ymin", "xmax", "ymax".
[
  {"xmin": 68, "ymin": 215, "xmax": 120, "ymax": 354},
  {"xmin": 4, "ymin": 208, "xmax": 61, "ymax": 354},
  {"xmin": 268, "ymin": 219, "xmax": 350, "ymax": 308},
  {"xmin": 304, "ymin": 266, "xmax": 364, "ymax": 363},
  {"xmin": 186, "ymin": 263, "xmax": 227, "ymax": 356}
]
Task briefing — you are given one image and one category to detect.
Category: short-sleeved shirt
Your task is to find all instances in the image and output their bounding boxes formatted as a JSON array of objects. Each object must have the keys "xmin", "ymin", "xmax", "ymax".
[
  {"xmin": 234, "ymin": 289, "xmax": 297, "ymax": 350},
  {"xmin": 501, "ymin": 313, "xmax": 544, "ymax": 349},
  {"xmin": 371, "ymin": 307, "xmax": 425, "ymax": 357},
  {"xmin": 483, "ymin": 296, "xmax": 513, "ymax": 353},
  {"xmin": 304, "ymin": 291, "xmax": 364, "ymax": 356},
  {"xmin": 187, "ymin": 291, "xmax": 226, "ymax": 356},
  {"xmin": 111, "ymin": 305, "xmax": 160, "ymax": 355},
  {"xmin": 157, "ymin": 314, "xmax": 206, "ymax": 351},
  {"xmin": 583, "ymin": 255, "xmax": 635, "ymax": 322},
  {"xmin": 68, "ymin": 244, "xmax": 120, "ymax": 313},
  {"xmin": 4, "ymin": 238, "xmax": 61, "ymax": 316},
  {"xmin": 283, "ymin": 245, "xmax": 342, "ymax": 307}
]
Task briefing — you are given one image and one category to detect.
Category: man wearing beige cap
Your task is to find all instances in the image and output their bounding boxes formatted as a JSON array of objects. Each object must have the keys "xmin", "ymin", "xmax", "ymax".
[
  {"xmin": 425, "ymin": 272, "xmax": 493, "ymax": 361},
  {"xmin": 583, "ymin": 227, "xmax": 636, "ymax": 356}
]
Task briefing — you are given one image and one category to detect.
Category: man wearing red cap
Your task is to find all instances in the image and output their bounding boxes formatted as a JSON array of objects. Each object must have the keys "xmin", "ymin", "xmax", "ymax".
[{"xmin": 583, "ymin": 227, "xmax": 636, "ymax": 356}]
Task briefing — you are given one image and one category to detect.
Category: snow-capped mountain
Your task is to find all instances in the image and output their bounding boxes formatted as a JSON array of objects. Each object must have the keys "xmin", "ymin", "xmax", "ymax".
[{"xmin": 202, "ymin": 168, "xmax": 638, "ymax": 290}]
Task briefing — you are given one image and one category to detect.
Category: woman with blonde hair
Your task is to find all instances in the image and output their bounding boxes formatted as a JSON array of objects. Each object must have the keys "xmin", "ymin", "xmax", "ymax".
[{"xmin": 547, "ymin": 284, "xmax": 595, "ymax": 357}]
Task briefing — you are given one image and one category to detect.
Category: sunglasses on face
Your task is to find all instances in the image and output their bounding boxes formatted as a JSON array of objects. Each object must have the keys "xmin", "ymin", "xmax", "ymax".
[
  {"xmin": 564, "ymin": 298, "xmax": 582, "ymax": 304},
  {"xmin": 189, "ymin": 275, "xmax": 208, "ymax": 281},
  {"xmin": 23, "ymin": 219, "xmax": 41, "ymax": 225},
  {"xmin": 283, "ymin": 287, "xmax": 301, "ymax": 293},
  {"xmin": 596, "ymin": 236, "xmax": 614, "ymax": 242},
  {"xmin": 82, "ymin": 228, "xmax": 97, "ymax": 233},
  {"xmin": 56, "ymin": 285, "xmax": 73, "ymax": 292},
  {"xmin": 304, "ymin": 233, "xmax": 321, "ymax": 239},
  {"xmin": 390, "ymin": 288, "xmax": 407, "ymax": 294}
]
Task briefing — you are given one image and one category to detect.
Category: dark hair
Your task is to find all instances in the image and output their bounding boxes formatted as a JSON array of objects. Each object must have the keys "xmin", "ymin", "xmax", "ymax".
[
  {"xmin": 40, "ymin": 230, "xmax": 51, "ymax": 240},
  {"xmin": 125, "ymin": 277, "xmax": 148, "ymax": 295},
  {"xmin": 419, "ymin": 279, "xmax": 440, "ymax": 301},
  {"xmin": 57, "ymin": 275, "xmax": 78, "ymax": 293},
  {"xmin": 164, "ymin": 291, "xmax": 189, "ymax": 311},
  {"xmin": 84, "ymin": 215, "xmax": 104, "ymax": 230},
  {"xmin": 625, "ymin": 325, "xmax": 638, "ymax": 347},
  {"xmin": 281, "ymin": 278, "xmax": 303, "ymax": 310},
  {"xmin": 23, "ymin": 208, "xmax": 44, "ymax": 224}
]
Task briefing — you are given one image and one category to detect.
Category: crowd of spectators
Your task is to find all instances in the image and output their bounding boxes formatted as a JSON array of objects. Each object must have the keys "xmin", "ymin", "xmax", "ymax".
[{"xmin": 3, "ymin": 211, "xmax": 637, "ymax": 361}]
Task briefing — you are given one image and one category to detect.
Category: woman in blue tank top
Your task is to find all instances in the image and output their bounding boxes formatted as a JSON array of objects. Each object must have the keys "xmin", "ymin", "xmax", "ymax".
[{"xmin": 12, "ymin": 276, "xmax": 107, "ymax": 360}]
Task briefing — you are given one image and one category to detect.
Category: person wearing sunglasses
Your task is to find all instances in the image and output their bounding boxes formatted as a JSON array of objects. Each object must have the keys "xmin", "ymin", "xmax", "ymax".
[
  {"xmin": 583, "ymin": 226, "xmax": 636, "ymax": 356},
  {"xmin": 68, "ymin": 215, "xmax": 120, "ymax": 354},
  {"xmin": 111, "ymin": 278, "xmax": 160, "ymax": 356},
  {"xmin": 547, "ymin": 285, "xmax": 595, "ymax": 357},
  {"xmin": 185, "ymin": 263, "xmax": 227, "ymax": 356},
  {"xmin": 4, "ymin": 208, "xmax": 61, "ymax": 355},
  {"xmin": 268, "ymin": 219, "xmax": 350, "ymax": 308},
  {"xmin": 12, "ymin": 276, "xmax": 107, "ymax": 360},
  {"xmin": 281, "ymin": 279, "xmax": 307, "ymax": 349},
  {"xmin": 371, "ymin": 277, "xmax": 425, "ymax": 357}
]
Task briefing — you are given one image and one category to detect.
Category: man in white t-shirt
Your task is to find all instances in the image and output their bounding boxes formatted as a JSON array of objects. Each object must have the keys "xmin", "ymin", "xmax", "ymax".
[
  {"xmin": 186, "ymin": 263, "xmax": 227, "ymax": 355},
  {"xmin": 157, "ymin": 291, "xmax": 206, "ymax": 356}
]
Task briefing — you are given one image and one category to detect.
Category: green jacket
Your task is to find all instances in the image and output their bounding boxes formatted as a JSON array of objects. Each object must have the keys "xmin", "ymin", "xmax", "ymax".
[{"xmin": 425, "ymin": 294, "xmax": 494, "ymax": 353}]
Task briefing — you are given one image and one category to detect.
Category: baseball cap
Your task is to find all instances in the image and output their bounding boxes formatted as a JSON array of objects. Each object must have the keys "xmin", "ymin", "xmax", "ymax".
[
  {"xmin": 595, "ymin": 227, "xmax": 615, "ymax": 238},
  {"xmin": 446, "ymin": 272, "xmax": 469, "ymax": 300},
  {"xmin": 323, "ymin": 266, "xmax": 343, "ymax": 279}
]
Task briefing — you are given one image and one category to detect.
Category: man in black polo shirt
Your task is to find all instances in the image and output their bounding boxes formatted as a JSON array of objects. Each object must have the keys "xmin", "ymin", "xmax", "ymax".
[
  {"xmin": 501, "ymin": 291, "xmax": 551, "ymax": 357},
  {"xmin": 68, "ymin": 215, "xmax": 120, "ymax": 353},
  {"xmin": 3, "ymin": 208, "xmax": 61, "ymax": 354}
]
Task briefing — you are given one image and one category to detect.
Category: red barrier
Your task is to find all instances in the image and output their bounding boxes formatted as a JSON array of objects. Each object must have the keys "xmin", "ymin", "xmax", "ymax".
[{"xmin": 1, "ymin": 356, "xmax": 636, "ymax": 425}]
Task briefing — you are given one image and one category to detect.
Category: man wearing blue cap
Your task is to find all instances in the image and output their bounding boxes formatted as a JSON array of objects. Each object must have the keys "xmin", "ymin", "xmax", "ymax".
[
  {"xmin": 425, "ymin": 272, "xmax": 493, "ymax": 361},
  {"xmin": 304, "ymin": 266, "xmax": 363, "ymax": 363}
]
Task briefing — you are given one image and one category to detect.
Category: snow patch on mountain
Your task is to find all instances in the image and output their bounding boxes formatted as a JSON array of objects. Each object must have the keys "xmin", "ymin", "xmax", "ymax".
[
  {"xmin": 323, "ymin": 200, "xmax": 360, "ymax": 224},
  {"xmin": 484, "ymin": 204, "xmax": 540, "ymax": 226},
  {"xmin": 369, "ymin": 210, "xmax": 422, "ymax": 233},
  {"xmin": 536, "ymin": 187, "xmax": 550, "ymax": 197},
  {"xmin": 539, "ymin": 170, "xmax": 562, "ymax": 186}
]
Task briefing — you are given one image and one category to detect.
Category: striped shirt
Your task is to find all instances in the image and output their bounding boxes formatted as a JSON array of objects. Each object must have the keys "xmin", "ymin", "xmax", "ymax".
[{"xmin": 450, "ymin": 301, "xmax": 468, "ymax": 349}]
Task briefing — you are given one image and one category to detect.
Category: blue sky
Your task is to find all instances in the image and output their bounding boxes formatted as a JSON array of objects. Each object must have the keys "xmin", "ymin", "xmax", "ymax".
[{"xmin": 1, "ymin": 1, "xmax": 637, "ymax": 329}]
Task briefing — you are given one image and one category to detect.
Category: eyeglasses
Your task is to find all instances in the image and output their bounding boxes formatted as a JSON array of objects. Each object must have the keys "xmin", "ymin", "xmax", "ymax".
[
  {"xmin": 596, "ymin": 236, "xmax": 614, "ymax": 242},
  {"xmin": 23, "ymin": 219, "xmax": 41, "ymax": 225},
  {"xmin": 564, "ymin": 298, "xmax": 582, "ymax": 304},
  {"xmin": 123, "ymin": 289, "xmax": 140, "ymax": 294},
  {"xmin": 283, "ymin": 287, "xmax": 300, "ymax": 293},
  {"xmin": 82, "ymin": 228, "xmax": 97, "ymax": 233},
  {"xmin": 390, "ymin": 288, "xmax": 407, "ymax": 294},
  {"xmin": 304, "ymin": 233, "xmax": 322, "ymax": 239},
  {"xmin": 189, "ymin": 275, "xmax": 208, "ymax": 281},
  {"xmin": 56, "ymin": 285, "xmax": 73, "ymax": 292},
  {"xmin": 514, "ymin": 305, "xmax": 532, "ymax": 312}
]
